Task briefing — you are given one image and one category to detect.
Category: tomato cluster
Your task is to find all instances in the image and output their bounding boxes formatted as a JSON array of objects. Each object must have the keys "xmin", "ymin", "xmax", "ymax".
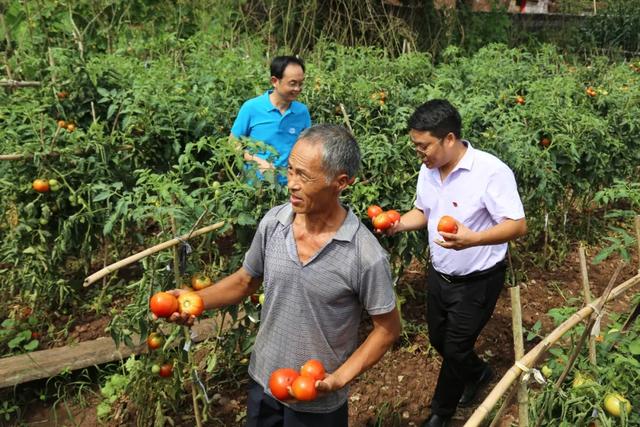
[
  {"xmin": 149, "ymin": 291, "xmax": 204, "ymax": 318},
  {"xmin": 269, "ymin": 359, "xmax": 326, "ymax": 402},
  {"xmin": 32, "ymin": 178, "xmax": 61, "ymax": 193},
  {"xmin": 367, "ymin": 205, "xmax": 401, "ymax": 231}
]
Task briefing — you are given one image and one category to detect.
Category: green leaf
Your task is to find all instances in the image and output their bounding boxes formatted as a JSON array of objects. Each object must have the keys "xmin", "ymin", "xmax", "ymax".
[
  {"xmin": 629, "ymin": 339, "xmax": 640, "ymax": 355},
  {"xmin": 23, "ymin": 340, "xmax": 39, "ymax": 351},
  {"xmin": 237, "ymin": 212, "xmax": 256, "ymax": 226}
]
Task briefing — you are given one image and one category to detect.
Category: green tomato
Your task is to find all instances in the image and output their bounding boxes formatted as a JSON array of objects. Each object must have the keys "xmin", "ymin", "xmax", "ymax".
[
  {"xmin": 541, "ymin": 365, "xmax": 552, "ymax": 378},
  {"xmin": 259, "ymin": 293, "xmax": 265, "ymax": 305},
  {"xmin": 48, "ymin": 179, "xmax": 61, "ymax": 192},
  {"xmin": 151, "ymin": 364, "xmax": 161, "ymax": 374}
]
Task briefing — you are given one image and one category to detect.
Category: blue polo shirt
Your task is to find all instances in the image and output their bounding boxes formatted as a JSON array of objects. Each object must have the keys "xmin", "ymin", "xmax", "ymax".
[{"xmin": 231, "ymin": 90, "xmax": 311, "ymax": 183}]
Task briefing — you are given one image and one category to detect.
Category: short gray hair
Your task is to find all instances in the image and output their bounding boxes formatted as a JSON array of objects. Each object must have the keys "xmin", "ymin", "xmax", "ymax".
[{"xmin": 298, "ymin": 124, "xmax": 361, "ymax": 181}]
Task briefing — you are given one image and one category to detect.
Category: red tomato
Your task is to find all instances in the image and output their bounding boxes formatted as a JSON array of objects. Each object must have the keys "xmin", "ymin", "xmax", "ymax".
[
  {"xmin": 147, "ymin": 332, "xmax": 163, "ymax": 350},
  {"xmin": 149, "ymin": 292, "xmax": 179, "ymax": 318},
  {"xmin": 540, "ymin": 137, "xmax": 551, "ymax": 148},
  {"xmin": 516, "ymin": 95, "xmax": 525, "ymax": 105},
  {"xmin": 291, "ymin": 375, "xmax": 317, "ymax": 401},
  {"xmin": 269, "ymin": 368, "xmax": 299, "ymax": 400},
  {"xmin": 32, "ymin": 179, "xmax": 50, "ymax": 193},
  {"xmin": 367, "ymin": 205, "xmax": 383, "ymax": 219},
  {"xmin": 57, "ymin": 120, "xmax": 66, "ymax": 128},
  {"xmin": 57, "ymin": 91, "xmax": 68, "ymax": 100},
  {"xmin": 159, "ymin": 363, "xmax": 173, "ymax": 378},
  {"xmin": 437, "ymin": 216, "xmax": 458, "ymax": 234},
  {"xmin": 373, "ymin": 212, "xmax": 393, "ymax": 231},
  {"xmin": 66, "ymin": 123, "xmax": 76, "ymax": 132},
  {"xmin": 178, "ymin": 292, "xmax": 204, "ymax": 317},
  {"xmin": 191, "ymin": 273, "xmax": 213, "ymax": 290},
  {"xmin": 300, "ymin": 359, "xmax": 325, "ymax": 381},
  {"xmin": 386, "ymin": 210, "xmax": 401, "ymax": 224}
]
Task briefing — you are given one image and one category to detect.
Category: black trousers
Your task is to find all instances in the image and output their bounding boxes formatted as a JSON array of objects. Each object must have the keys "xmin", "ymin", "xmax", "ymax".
[
  {"xmin": 245, "ymin": 378, "xmax": 348, "ymax": 427},
  {"xmin": 427, "ymin": 261, "xmax": 506, "ymax": 417}
]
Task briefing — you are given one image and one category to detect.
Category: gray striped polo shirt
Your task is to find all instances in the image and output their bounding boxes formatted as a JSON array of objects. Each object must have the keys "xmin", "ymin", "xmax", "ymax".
[{"xmin": 243, "ymin": 203, "xmax": 396, "ymax": 413}]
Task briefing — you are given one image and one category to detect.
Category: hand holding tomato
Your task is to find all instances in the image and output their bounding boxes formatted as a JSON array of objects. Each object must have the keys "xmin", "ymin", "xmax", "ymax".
[
  {"xmin": 434, "ymin": 219, "xmax": 477, "ymax": 250},
  {"xmin": 150, "ymin": 289, "xmax": 200, "ymax": 326}
]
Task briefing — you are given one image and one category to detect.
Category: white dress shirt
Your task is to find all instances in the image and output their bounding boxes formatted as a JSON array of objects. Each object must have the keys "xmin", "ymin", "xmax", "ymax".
[{"xmin": 415, "ymin": 141, "xmax": 525, "ymax": 276}]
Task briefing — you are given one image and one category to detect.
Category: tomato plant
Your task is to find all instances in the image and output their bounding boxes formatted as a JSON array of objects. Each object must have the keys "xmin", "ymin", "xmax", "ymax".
[
  {"xmin": 269, "ymin": 368, "xmax": 299, "ymax": 401},
  {"xmin": 149, "ymin": 292, "xmax": 178, "ymax": 318}
]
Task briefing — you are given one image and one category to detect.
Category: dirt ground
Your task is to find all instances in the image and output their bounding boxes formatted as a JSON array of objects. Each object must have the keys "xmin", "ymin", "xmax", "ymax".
[{"xmin": 19, "ymin": 245, "xmax": 640, "ymax": 427}]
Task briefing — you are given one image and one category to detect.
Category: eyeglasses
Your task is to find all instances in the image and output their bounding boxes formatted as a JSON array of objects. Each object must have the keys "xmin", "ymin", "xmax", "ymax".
[{"xmin": 413, "ymin": 137, "xmax": 444, "ymax": 155}]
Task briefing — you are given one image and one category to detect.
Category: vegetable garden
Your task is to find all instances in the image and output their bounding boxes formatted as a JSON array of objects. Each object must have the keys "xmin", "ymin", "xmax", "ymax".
[{"xmin": 1, "ymin": 1, "xmax": 639, "ymax": 426}]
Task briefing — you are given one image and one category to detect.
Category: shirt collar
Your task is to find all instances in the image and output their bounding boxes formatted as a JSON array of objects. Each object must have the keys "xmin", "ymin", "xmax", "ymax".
[
  {"xmin": 275, "ymin": 203, "xmax": 359, "ymax": 242},
  {"xmin": 263, "ymin": 90, "xmax": 301, "ymax": 114},
  {"xmin": 427, "ymin": 140, "xmax": 475, "ymax": 181}
]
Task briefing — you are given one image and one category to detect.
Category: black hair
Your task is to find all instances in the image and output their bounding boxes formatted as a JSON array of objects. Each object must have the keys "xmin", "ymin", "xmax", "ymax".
[
  {"xmin": 270, "ymin": 56, "xmax": 305, "ymax": 79},
  {"xmin": 408, "ymin": 99, "xmax": 462, "ymax": 139}
]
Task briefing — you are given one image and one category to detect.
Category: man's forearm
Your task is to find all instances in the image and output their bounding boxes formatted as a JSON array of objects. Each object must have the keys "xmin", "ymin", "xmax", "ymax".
[
  {"xmin": 198, "ymin": 267, "xmax": 261, "ymax": 310},
  {"xmin": 330, "ymin": 308, "xmax": 401, "ymax": 388},
  {"xmin": 397, "ymin": 208, "xmax": 428, "ymax": 233},
  {"xmin": 474, "ymin": 218, "xmax": 527, "ymax": 246}
]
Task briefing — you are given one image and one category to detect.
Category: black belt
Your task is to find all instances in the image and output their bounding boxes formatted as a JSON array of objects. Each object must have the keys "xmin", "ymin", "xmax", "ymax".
[{"xmin": 434, "ymin": 260, "xmax": 506, "ymax": 284}]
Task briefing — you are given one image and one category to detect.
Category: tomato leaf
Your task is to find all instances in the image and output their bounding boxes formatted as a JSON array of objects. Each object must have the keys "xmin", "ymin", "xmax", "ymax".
[{"xmin": 629, "ymin": 339, "xmax": 640, "ymax": 355}]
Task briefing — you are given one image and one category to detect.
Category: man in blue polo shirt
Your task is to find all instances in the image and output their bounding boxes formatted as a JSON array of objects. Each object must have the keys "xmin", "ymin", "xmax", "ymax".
[{"xmin": 231, "ymin": 56, "xmax": 312, "ymax": 184}]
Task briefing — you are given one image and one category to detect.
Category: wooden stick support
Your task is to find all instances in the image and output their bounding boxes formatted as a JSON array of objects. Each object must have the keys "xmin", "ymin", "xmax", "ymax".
[
  {"xmin": 509, "ymin": 285, "xmax": 528, "ymax": 426},
  {"xmin": 0, "ymin": 79, "xmax": 41, "ymax": 87},
  {"xmin": 635, "ymin": 215, "xmax": 640, "ymax": 273},
  {"xmin": 464, "ymin": 271, "xmax": 640, "ymax": 427},
  {"xmin": 339, "ymin": 103, "xmax": 354, "ymax": 133},
  {"xmin": 83, "ymin": 221, "xmax": 225, "ymax": 287},
  {"xmin": 578, "ymin": 243, "xmax": 597, "ymax": 364}
]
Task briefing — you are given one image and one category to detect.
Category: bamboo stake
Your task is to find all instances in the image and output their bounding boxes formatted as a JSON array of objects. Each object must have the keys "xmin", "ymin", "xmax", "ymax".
[
  {"xmin": 635, "ymin": 216, "xmax": 640, "ymax": 274},
  {"xmin": 0, "ymin": 145, "xmax": 133, "ymax": 161},
  {"xmin": 529, "ymin": 263, "xmax": 624, "ymax": 427},
  {"xmin": 464, "ymin": 271, "xmax": 640, "ymax": 427},
  {"xmin": 0, "ymin": 79, "xmax": 41, "ymax": 87},
  {"xmin": 510, "ymin": 286, "xmax": 528, "ymax": 426},
  {"xmin": 578, "ymin": 243, "xmax": 597, "ymax": 365},
  {"xmin": 553, "ymin": 263, "xmax": 621, "ymax": 388},
  {"xmin": 339, "ymin": 103, "xmax": 354, "ymax": 133},
  {"xmin": 83, "ymin": 221, "xmax": 225, "ymax": 287}
]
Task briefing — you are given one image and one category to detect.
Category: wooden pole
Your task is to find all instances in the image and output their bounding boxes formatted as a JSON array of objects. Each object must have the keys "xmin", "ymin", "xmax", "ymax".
[
  {"xmin": 339, "ymin": 103, "xmax": 354, "ymax": 133},
  {"xmin": 510, "ymin": 286, "xmax": 528, "ymax": 426},
  {"xmin": 554, "ymin": 263, "xmax": 621, "ymax": 388},
  {"xmin": 578, "ymin": 243, "xmax": 597, "ymax": 365},
  {"xmin": 83, "ymin": 221, "xmax": 225, "ymax": 287},
  {"xmin": 636, "ymin": 215, "xmax": 640, "ymax": 273},
  {"xmin": 464, "ymin": 272, "xmax": 640, "ymax": 427},
  {"xmin": 0, "ymin": 79, "xmax": 41, "ymax": 87}
]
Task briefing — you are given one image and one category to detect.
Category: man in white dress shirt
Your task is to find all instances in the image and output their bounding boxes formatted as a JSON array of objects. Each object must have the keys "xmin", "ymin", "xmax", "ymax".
[{"xmin": 386, "ymin": 99, "xmax": 527, "ymax": 427}]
